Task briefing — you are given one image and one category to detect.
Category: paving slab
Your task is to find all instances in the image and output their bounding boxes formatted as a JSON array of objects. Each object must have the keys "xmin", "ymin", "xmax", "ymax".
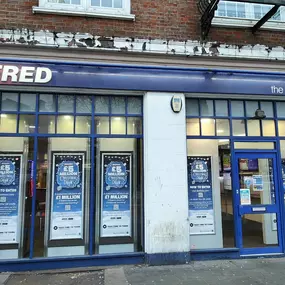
[
  {"xmin": 104, "ymin": 268, "xmax": 129, "ymax": 285},
  {"xmin": 124, "ymin": 259, "xmax": 285, "ymax": 285},
  {"xmin": 5, "ymin": 271, "xmax": 104, "ymax": 285},
  {"xmin": 0, "ymin": 274, "xmax": 10, "ymax": 285},
  {"xmin": 4, "ymin": 258, "xmax": 285, "ymax": 285}
]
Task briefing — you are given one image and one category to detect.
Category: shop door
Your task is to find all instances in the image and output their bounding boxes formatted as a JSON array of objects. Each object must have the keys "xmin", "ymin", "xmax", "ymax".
[{"xmin": 234, "ymin": 152, "xmax": 283, "ymax": 255}]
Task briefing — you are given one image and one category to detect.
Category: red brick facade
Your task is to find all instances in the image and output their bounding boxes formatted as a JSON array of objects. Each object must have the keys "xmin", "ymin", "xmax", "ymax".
[{"xmin": 1, "ymin": 0, "xmax": 284, "ymax": 46}]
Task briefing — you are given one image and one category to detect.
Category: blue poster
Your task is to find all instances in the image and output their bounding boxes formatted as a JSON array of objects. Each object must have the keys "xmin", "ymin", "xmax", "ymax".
[
  {"xmin": 188, "ymin": 156, "xmax": 215, "ymax": 235},
  {"xmin": 101, "ymin": 153, "xmax": 132, "ymax": 238},
  {"xmin": 0, "ymin": 155, "xmax": 22, "ymax": 244},
  {"xmin": 50, "ymin": 153, "xmax": 84, "ymax": 240},
  {"xmin": 252, "ymin": 175, "xmax": 263, "ymax": 191}
]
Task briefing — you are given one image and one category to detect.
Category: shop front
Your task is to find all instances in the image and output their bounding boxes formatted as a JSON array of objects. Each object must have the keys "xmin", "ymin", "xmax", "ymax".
[
  {"xmin": 186, "ymin": 99, "xmax": 285, "ymax": 259},
  {"xmin": 1, "ymin": 58, "xmax": 285, "ymax": 271},
  {"xmin": 0, "ymin": 60, "xmax": 145, "ymax": 271}
]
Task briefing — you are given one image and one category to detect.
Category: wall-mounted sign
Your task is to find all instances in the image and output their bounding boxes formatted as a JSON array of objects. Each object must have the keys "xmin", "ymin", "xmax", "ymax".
[
  {"xmin": 188, "ymin": 156, "xmax": 215, "ymax": 235},
  {"xmin": 101, "ymin": 153, "xmax": 132, "ymax": 238},
  {"xmin": 0, "ymin": 154, "xmax": 22, "ymax": 244},
  {"xmin": 2, "ymin": 60, "xmax": 285, "ymax": 96},
  {"xmin": 50, "ymin": 152, "xmax": 85, "ymax": 241},
  {"xmin": 170, "ymin": 95, "xmax": 182, "ymax": 113}
]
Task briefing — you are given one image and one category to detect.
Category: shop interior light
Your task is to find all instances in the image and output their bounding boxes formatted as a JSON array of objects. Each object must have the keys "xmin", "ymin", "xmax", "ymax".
[
  {"xmin": 64, "ymin": 115, "xmax": 71, "ymax": 119},
  {"xmin": 0, "ymin": 114, "xmax": 7, "ymax": 118},
  {"xmin": 29, "ymin": 126, "xmax": 36, "ymax": 129},
  {"xmin": 201, "ymin": 118, "xmax": 214, "ymax": 123},
  {"xmin": 217, "ymin": 129, "xmax": 224, "ymax": 133},
  {"xmin": 114, "ymin": 117, "xmax": 121, "ymax": 121}
]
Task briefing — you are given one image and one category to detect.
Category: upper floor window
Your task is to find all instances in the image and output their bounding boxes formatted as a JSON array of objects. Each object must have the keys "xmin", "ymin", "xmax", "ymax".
[
  {"xmin": 33, "ymin": 0, "xmax": 135, "ymax": 20},
  {"xmin": 47, "ymin": 0, "xmax": 81, "ymax": 4},
  {"xmin": 91, "ymin": 0, "xmax": 124, "ymax": 9},
  {"xmin": 214, "ymin": 1, "xmax": 284, "ymax": 30},
  {"xmin": 217, "ymin": 1, "xmax": 246, "ymax": 18}
]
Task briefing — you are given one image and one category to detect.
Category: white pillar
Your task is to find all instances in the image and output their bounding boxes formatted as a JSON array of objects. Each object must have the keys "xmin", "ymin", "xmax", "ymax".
[{"xmin": 143, "ymin": 92, "xmax": 190, "ymax": 264}]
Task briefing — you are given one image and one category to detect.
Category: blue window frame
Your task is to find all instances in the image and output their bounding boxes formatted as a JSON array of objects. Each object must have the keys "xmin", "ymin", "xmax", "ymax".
[
  {"xmin": 233, "ymin": 151, "xmax": 283, "ymax": 255},
  {"xmin": 0, "ymin": 92, "xmax": 143, "ymax": 137},
  {"xmin": 186, "ymin": 97, "xmax": 285, "ymax": 256},
  {"xmin": 0, "ymin": 91, "xmax": 143, "ymax": 260},
  {"xmin": 186, "ymin": 98, "xmax": 285, "ymax": 138}
]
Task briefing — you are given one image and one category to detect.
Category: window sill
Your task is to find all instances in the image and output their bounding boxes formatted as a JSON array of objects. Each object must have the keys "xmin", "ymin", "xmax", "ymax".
[
  {"xmin": 212, "ymin": 16, "xmax": 285, "ymax": 31},
  {"xmin": 32, "ymin": 6, "xmax": 135, "ymax": 21}
]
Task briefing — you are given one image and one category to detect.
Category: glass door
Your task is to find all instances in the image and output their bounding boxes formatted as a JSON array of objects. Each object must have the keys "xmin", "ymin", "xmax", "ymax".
[{"xmin": 234, "ymin": 152, "xmax": 282, "ymax": 255}]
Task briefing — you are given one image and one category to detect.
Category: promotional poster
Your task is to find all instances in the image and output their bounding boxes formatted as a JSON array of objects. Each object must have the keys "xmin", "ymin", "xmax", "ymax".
[
  {"xmin": 0, "ymin": 154, "xmax": 22, "ymax": 244},
  {"xmin": 188, "ymin": 156, "xmax": 215, "ymax": 235},
  {"xmin": 240, "ymin": 189, "xmax": 251, "ymax": 205},
  {"xmin": 50, "ymin": 153, "xmax": 85, "ymax": 240},
  {"xmin": 101, "ymin": 153, "xmax": 132, "ymax": 238},
  {"xmin": 239, "ymin": 158, "xmax": 259, "ymax": 171},
  {"xmin": 252, "ymin": 175, "xmax": 263, "ymax": 191},
  {"xmin": 223, "ymin": 172, "xmax": 232, "ymax": 191},
  {"xmin": 223, "ymin": 154, "xmax": 231, "ymax": 171}
]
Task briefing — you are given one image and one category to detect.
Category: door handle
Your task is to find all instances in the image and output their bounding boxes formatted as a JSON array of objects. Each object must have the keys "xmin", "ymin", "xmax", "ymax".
[{"xmin": 252, "ymin": 207, "xmax": 266, "ymax": 212}]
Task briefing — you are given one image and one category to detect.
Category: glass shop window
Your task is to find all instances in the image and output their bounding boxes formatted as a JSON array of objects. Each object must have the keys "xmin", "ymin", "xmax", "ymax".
[
  {"xmin": 34, "ymin": 137, "xmax": 91, "ymax": 258},
  {"xmin": 0, "ymin": 93, "xmax": 144, "ymax": 260},
  {"xmin": 95, "ymin": 138, "xmax": 144, "ymax": 254},
  {"xmin": 280, "ymin": 141, "xmax": 285, "ymax": 207},
  {"xmin": 187, "ymin": 139, "xmax": 235, "ymax": 249},
  {"xmin": 0, "ymin": 137, "xmax": 34, "ymax": 259}
]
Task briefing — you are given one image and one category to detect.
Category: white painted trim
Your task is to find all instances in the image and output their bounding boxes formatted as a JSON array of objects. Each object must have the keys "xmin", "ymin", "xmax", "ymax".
[
  {"xmin": 32, "ymin": 6, "xmax": 135, "ymax": 20},
  {"xmin": 213, "ymin": 16, "xmax": 285, "ymax": 31},
  {"xmin": 1, "ymin": 29, "xmax": 285, "ymax": 62}
]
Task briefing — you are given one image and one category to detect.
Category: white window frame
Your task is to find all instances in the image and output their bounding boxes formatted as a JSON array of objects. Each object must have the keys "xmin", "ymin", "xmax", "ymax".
[
  {"xmin": 213, "ymin": 1, "xmax": 285, "ymax": 31},
  {"xmin": 86, "ymin": 0, "xmax": 131, "ymax": 16},
  {"xmin": 33, "ymin": 0, "xmax": 135, "ymax": 20},
  {"xmin": 39, "ymin": 0, "xmax": 85, "ymax": 12}
]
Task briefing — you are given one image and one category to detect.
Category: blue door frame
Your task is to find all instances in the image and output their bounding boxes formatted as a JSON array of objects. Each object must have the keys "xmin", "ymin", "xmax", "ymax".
[{"xmin": 232, "ymin": 150, "xmax": 283, "ymax": 255}]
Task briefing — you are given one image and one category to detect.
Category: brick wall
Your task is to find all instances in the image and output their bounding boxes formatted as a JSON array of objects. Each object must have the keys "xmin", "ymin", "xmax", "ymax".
[{"xmin": 1, "ymin": 0, "xmax": 284, "ymax": 46}]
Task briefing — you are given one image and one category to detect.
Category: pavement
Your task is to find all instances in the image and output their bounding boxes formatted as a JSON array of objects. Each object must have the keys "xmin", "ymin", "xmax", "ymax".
[{"xmin": 2, "ymin": 258, "xmax": 285, "ymax": 285}]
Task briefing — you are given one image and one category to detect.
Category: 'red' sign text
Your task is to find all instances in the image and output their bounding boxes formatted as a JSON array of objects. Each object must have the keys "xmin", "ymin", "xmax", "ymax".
[{"xmin": 0, "ymin": 65, "xmax": 52, "ymax": 84}]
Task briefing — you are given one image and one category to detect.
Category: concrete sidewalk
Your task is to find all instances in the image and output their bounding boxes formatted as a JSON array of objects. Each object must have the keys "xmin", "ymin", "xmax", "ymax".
[{"xmin": 2, "ymin": 258, "xmax": 285, "ymax": 285}]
